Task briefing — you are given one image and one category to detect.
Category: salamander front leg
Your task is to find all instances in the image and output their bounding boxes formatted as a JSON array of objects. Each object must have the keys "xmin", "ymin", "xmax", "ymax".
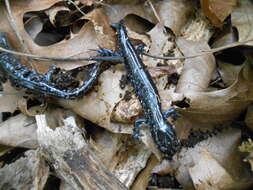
[
  {"xmin": 133, "ymin": 118, "xmax": 147, "ymax": 139},
  {"xmin": 45, "ymin": 64, "xmax": 58, "ymax": 81},
  {"xmin": 163, "ymin": 108, "xmax": 180, "ymax": 121}
]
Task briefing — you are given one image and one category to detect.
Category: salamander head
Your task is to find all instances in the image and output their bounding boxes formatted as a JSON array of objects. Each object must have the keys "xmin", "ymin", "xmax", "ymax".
[
  {"xmin": 0, "ymin": 32, "xmax": 10, "ymax": 49},
  {"xmin": 150, "ymin": 122, "xmax": 181, "ymax": 159},
  {"xmin": 110, "ymin": 21, "xmax": 127, "ymax": 33}
]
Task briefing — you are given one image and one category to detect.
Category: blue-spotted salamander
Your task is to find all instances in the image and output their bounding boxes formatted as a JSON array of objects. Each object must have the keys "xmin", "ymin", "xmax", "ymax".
[
  {"xmin": 111, "ymin": 22, "xmax": 180, "ymax": 157},
  {"xmin": 0, "ymin": 32, "xmax": 100, "ymax": 99}
]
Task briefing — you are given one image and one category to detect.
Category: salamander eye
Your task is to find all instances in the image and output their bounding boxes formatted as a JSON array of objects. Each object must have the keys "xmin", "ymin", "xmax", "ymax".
[{"xmin": 22, "ymin": 70, "xmax": 32, "ymax": 78}]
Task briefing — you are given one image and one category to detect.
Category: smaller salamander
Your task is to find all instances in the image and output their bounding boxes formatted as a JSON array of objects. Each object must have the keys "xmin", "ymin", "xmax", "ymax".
[
  {"xmin": 0, "ymin": 32, "xmax": 100, "ymax": 99},
  {"xmin": 111, "ymin": 22, "xmax": 181, "ymax": 158}
]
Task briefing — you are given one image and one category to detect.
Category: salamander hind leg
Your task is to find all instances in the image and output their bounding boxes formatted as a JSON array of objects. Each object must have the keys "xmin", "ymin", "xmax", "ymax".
[
  {"xmin": 133, "ymin": 118, "xmax": 147, "ymax": 139},
  {"xmin": 45, "ymin": 64, "xmax": 58, "ymax": 81},
  {"xmin": 96, "ymin": 48, "xmax": 122, "ymax": 57}
]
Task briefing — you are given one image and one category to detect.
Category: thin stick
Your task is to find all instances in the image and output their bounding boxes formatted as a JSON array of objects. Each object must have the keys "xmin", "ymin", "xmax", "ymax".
[
  {"xmin": 0, "ymin": 38, "xmax": 253, "ymax": 62},
  {"xmin": 0, "ymin": 46, "xmax": 123, "ymax": 62},
  {"xmin": 147, "ymin": 0, "xmax": 161, "ymax": 23},
  {"xmin": 4, "ymin": 0, "xmax": 26, "ymax": 50},
  {"xmin": 143, "ymin": 38, "xmax": 253, "ymax": 60},
  {"xmin": 4, "ymin": 0, "xmax": 37, "ymax": 70}
]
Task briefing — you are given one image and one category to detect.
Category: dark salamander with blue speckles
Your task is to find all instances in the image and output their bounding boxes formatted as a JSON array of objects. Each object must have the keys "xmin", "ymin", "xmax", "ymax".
[
  {"xmin": 0, "ymin": 32, "xmax": 100, "ymax": 99},
  {"xmin": 111, "ymin": 22, "xmax": 181, "ymax": 158}
]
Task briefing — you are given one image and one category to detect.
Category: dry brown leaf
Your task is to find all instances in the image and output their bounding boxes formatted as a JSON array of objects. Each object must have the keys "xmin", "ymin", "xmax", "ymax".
[
  {"xmin": 1, "ymin": 1, "xmax": 114, "ymax": 72},
  {"xmin": 231, "ymin": 0, "xmax": 253, "ymax": 46},
  {"xmin": 176, "ymin": 38, "xmax": 216, "ymax": 93},
  {"xmin": 104, "ymin": 0, "xmax": 193, "ymax": 35},
  {"xmin": 84, "ymin": 8, "xmax": 116, "ymax": 49},
  {"xmin": 200, "ymin": 0, "xmax": 237, "ymax": 27}
]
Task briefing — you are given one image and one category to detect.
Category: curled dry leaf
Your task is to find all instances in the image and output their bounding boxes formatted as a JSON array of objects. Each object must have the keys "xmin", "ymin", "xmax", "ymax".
[
  {"xmin": 178, "ymin": 60, "xmax": 253, "ymax": 127},
  {"xmin": 0, "ymin": 150, "xmax": 49, "ymax": 190},
  {"xmin": 172, "ymin": 128, "xmax": 253, "ymax": 189},
  {"xmin": 45, "ymin": 5, "xmax": 70, "ymax": 26},
  {"xmin": 131, "ymin": 155, "xmax": 160, "ymax": 190},
  {"xmin": 232, "ymin": 0, "xmax": 253, "ymax": 46},
  {"xmin": 176, "ymin": 38, "xmax": 216, "ymax": 93}
]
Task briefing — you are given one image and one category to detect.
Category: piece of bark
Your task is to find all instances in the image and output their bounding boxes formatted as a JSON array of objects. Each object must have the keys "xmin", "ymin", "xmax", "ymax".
[
  {"xmin": 0, "ymin": 150, "xmax": 49, "ymax": 190},
  {"xmin": 36, "ymin": 115, "xmax": 127, "ymax": 190}
]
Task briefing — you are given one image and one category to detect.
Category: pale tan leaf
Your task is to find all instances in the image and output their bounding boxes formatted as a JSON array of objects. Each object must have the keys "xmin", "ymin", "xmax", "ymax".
[
  {"xmin": 0, "ymin": 114, "xmax": 37, "ymax": 148},
  {"xmin": 189, "ymin": 151, "xmax": 234, "ymax": 190}
]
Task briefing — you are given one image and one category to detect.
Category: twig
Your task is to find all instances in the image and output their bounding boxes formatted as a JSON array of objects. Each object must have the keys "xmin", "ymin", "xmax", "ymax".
[
  {"xmin": 147, "ymin": 0, "xmax": 161, "ymax": 23},
  {"xmin": 67, "ymin": 0, "xmax": 86, "ymax": 16},
  {"xmin": 0, "ymin": 46, "xmax": 123, "ymax": 62},
  {"xmin": 4, "ymin": 0, "xmax": 37, "ymax": 70},
  {"xmin": 143, "ymin": 38, "xmax": 253, "ymax": 60},
  {"xmin": 0, "ymin": 38, "xmax": 253, "ymax": 62}
]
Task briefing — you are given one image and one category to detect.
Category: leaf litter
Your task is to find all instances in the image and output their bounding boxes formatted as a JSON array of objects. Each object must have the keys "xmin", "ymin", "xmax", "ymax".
[{"xmin": 1, "ymin": 0, "xmax": 253, "ymax": 189}]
